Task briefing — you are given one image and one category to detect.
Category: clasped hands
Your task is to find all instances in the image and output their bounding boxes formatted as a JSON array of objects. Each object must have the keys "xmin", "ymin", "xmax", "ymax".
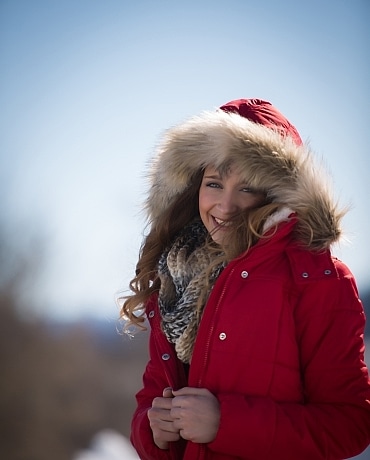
[{"xmin": 148, "ymin": 386, "xmax": 220, "ymax": 450}]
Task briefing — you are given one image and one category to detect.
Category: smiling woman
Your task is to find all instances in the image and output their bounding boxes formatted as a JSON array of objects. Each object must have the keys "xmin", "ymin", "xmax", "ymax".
[
  {"xmin": 120, "ymin": 98, "xmax": 370, "ymax": 460},
  {"xmin": 198, "ymin": 166, "xmax": 266, "ymax": 245}
]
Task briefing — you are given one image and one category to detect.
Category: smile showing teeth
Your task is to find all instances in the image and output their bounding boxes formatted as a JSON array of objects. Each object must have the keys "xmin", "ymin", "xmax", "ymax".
[{"xmin": 214, "ymin": 217, "xmax": 231, "ymax": 227}]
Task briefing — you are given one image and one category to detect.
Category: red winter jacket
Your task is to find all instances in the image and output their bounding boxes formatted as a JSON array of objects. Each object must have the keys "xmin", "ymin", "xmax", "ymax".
[{"xmin": 131, "ymin": 219, "xmax": 370, "ymax": 460}]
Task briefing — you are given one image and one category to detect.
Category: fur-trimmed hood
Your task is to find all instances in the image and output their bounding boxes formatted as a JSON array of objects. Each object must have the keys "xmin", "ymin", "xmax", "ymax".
[{"xmin": 145, "ymin": 105, "xmax": 345, "ymax": 251}]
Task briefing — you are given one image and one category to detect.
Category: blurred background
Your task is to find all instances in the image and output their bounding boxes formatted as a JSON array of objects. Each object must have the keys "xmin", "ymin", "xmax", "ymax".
[{"xmin": 0, "ymin": 1, "xmax": 369, "ymax": 459}]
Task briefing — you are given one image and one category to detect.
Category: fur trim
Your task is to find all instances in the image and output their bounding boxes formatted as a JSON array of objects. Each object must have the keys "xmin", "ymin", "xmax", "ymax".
[{"xmin": 145, "ymin": 110, "xmax": 345, "ymax": 250}]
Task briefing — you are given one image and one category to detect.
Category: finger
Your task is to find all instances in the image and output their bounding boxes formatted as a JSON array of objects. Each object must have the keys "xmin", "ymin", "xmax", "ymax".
[
  {"xmin": 153, "ymin": 428, "xmax": 181, "ymax": 447},
  {"xmin": 172, "ymin": 387, "xmax": 210, "ymax": 397},
  {"xmin": 171, "ymin": 394, "xmax": 188, "ymax": 409},
  {"xmin": 170, "ymin": 406, "xmax": 183, "ymax": 420},
  {"xmin": 172, "ymin": 418, "xmax": 184, "ymax": 432},
  {"xmin": 151, "ymin": 396, "xmax": 174, "ymax": 410},
  {"xmin": 149, "ymin": 416, "xmax": 178, "ymax": 432},
  {"xmin": 179, "ymin": 428, "xmax": 189, "ymax": 441},
  {"xmin": 163, "ymin": 387, "xmax": 173, "ymax": 398},
  {"xmin": 171, "ymin": 393, "xmax": 202, "ymax": 408},
  {"xmin": 148, "ymin": 407, "xmax": 176, "ymax": 425}
]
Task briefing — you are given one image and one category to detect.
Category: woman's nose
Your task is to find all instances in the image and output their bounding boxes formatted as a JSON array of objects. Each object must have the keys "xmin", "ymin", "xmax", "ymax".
[{"xmin": 217, "ymin": 191, "xmax": 238, "ymax": 214}]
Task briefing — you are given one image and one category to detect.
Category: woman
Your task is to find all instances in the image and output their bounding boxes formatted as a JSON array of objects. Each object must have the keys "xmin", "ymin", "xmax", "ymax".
[{"xmin": 121, "ymin": 99, "xmax": 370, "ymax": 459}]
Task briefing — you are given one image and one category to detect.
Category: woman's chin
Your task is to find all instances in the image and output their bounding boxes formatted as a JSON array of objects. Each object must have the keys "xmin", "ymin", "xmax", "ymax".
[{"xmin": 210, "ymin": 227, "xmax": 229, "ymax": 245}]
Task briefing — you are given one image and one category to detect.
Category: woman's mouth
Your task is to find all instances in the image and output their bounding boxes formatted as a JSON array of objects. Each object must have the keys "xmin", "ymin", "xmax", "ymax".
[{"xmin": 213, "ymin": 217, "xmax": 232, "ymax": 227}]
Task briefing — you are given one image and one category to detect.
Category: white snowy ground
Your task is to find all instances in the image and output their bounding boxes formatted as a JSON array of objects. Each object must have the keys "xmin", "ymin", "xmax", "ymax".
[{"xmin": 73, "ymin": 430, "xmax": 139, "ymax": 460}]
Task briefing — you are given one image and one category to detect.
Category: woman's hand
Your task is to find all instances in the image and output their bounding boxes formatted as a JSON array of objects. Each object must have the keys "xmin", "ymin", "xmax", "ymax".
[
  {"xmin": 171, "ymin": 387, "xmax": 220, "ymax": 443},
  {"xmin": 147, "ymin": 387, "xmax": 181, "ymax": 450}
]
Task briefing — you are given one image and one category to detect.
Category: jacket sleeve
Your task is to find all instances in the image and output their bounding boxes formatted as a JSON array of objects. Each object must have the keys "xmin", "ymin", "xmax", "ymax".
[
  {"xmin": 208, "ymin": 266, "xmax": 370, "ymax": 459},
  {"xmin": 130, "ymin": 354, "xmax": 171, "ymax": 459},
  {"xmin": 130, "ymin": 296, "xmax": 187, "ymax": 460}
]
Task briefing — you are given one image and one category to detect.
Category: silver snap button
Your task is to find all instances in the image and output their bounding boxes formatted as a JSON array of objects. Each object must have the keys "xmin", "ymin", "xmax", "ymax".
[
  {"xmin": 219, "ymin": 332, "xmax": 227, "ymax": 340},
  {"xmin": 241, "ymin": 270, "xmax": 249, "ymax": 279},
  {"xmin": 148, "ymin": 310, "xmax": 155, "ymax": 318},
  {"xmin": 301, "ymin": 272, "xmax": 309, "ymax": 278},
  {"xmin": 324, "ymin": 269, "xmax": 332, "ymax": 275},
  {"xmin": 161, "ymin": 353, "xmax": 170, "ymax": 361}
]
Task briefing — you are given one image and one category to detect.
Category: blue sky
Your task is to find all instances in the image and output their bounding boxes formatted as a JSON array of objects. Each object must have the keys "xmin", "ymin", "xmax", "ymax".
[{"xmin": 1, "ymin": 0, "xmax": 369, "ymax": 321}]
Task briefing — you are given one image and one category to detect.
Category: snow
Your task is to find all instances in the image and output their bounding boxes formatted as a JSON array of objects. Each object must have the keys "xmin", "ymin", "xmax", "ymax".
[{"xmin": 73, "ymin": 430, "xmax": 139, "ymax": 460}]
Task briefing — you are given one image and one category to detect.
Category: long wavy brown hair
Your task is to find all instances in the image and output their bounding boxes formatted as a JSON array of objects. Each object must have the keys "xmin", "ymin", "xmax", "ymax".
[{"xmin": 119, "ymin": 166, "xmax": 282, "ymax": 329}]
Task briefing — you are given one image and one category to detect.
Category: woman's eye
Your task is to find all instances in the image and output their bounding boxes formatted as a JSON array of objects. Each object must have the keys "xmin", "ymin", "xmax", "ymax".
[
  {"xmin": 206, "ymin": 182, "xmax": 222, "ymax": 189},
  {"xmin": 241, "ymin": 187, "xmax": 253, "ymax": 193}
]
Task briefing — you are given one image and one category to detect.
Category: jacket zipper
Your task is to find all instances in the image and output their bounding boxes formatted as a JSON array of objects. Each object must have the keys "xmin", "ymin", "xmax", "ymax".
[
  {"xmin": 197, "ymin": 266, "xmax": 236, "ymax": 388},
  {"xmin": 195, "ymin": 270, "xmax": 234, "ymax": 460}
]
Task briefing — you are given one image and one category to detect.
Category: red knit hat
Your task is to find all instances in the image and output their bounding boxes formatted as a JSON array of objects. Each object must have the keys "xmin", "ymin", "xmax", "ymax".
[{"xmin": 220, "ymin": 98, "xmax": 303, "ymax": 146}]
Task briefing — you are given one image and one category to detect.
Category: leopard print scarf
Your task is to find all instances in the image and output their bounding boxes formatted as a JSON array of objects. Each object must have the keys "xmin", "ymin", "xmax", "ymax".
[{"xmin": 158, "ymin": 219, "xmax": 224, "ymax": 364}]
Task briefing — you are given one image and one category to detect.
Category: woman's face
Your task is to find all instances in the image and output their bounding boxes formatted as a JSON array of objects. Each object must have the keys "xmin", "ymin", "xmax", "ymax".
[{"xmin": 199, "ymin": 165, "xmax": 265, "ymax": 245}]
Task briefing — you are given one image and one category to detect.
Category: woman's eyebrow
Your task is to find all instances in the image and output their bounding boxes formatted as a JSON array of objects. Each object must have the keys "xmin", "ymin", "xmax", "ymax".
[{"xmin": 203, "ymin": 174, "xmax": 221, "ymax": 180}]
